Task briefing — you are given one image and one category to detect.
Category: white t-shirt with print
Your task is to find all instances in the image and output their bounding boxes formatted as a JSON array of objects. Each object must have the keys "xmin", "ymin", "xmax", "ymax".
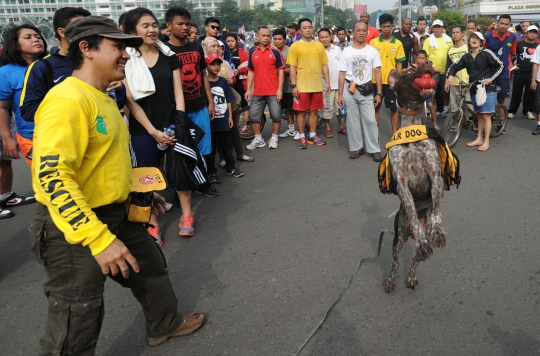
[
  {"xmin": 324, "ymin": 45, "xmax": 342, "ymax": 89},
  {"xmin": 338, "ymin": 45, "xmax": 382, "ymax": 85},
  {"xmin": 532, "ymin": 44, "xmax": 540, "ymax": 82}
]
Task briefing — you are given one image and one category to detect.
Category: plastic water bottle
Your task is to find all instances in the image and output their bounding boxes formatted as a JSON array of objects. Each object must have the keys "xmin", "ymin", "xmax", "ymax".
[
  {"xmin": 157, "ymin": 124, "xmax": 175, "ymax": 150},
  {"xmin": 339, "ymin": 105, "xmax": 347, "ymax": 119}
]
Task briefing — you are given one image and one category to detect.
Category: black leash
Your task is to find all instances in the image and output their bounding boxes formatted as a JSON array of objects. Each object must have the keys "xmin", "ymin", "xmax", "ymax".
[{"xmin": 292, "ymin": 230, "xmax": 392, "ymax": 356}]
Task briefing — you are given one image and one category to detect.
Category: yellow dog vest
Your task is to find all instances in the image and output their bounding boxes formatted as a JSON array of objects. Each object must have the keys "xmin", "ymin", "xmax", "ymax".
[{"xmin": 378, "ymin": 125, "xmax": 461, "ymax": 195}]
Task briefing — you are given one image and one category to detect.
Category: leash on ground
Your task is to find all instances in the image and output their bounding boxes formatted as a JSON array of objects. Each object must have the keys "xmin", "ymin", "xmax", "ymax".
[{"xmin": 292, "ymin": 229, "xmax": 393, "ymax": 356}]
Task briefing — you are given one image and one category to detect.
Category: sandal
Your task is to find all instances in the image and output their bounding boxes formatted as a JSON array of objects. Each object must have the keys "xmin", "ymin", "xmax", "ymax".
[
  {"xmin": 324, "ymin": 130, "xmax": 333, "ymax": 138},
  {"xmin": 237, "ymin": 155, "xmax": 254, "ymax": 162},
  {"xmin": 337, "ymin": 128, "xmax": 348, "ymax": 135},
  {"xmin": 434, "ymin": 125, "xmax": 440, "ymax": 131}
]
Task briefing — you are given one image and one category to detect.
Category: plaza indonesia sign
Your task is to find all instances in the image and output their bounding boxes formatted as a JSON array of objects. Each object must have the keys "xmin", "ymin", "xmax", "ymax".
[{"xmin": 508, "ymin": 4, "xmax": 540, "ymax": 10}]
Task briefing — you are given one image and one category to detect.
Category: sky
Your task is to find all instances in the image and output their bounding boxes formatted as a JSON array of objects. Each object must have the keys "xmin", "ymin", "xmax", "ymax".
[{"xmin": 361, "ymin": 0, "xmax": 398, "ymax": 12}]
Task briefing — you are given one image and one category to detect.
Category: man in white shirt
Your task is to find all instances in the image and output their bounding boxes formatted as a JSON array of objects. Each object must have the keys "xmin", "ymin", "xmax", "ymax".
[
  {"xmin": 530, "ymin": 43, "xmax": 540, "ymax": 135},
  {"xmin": 414, "ymin": 17, "xmax": 428, "ymax": 40},
  {"xmin": 337, "ymin": 21, "xmax": 383, "ymax": 161},
  {"xmin": 319, "ymin": 28, "xmax": 346, "ymax": 137}
]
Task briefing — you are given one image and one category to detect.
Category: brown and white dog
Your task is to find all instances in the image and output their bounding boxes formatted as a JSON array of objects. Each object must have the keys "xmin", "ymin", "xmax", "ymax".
[{"xmin": 383, "ymin": 61, "xmax": 447, "ymax": 293}]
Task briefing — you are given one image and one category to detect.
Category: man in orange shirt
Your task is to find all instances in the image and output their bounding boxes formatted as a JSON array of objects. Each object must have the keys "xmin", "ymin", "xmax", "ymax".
[{"xmin": 360, "ymin": 12, "xmax": 380, "ymax": 45}]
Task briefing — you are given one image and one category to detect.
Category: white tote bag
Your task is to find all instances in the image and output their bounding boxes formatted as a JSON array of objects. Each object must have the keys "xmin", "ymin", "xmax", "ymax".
[{"xmin": 475, "ymin": 82, "xmax": 487, "ymax": 107}]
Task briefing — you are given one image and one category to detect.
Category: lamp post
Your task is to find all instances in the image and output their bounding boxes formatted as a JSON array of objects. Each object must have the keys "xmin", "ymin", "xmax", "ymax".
[{"xmin": 321, "ymin": 0, "xmax": 324, "ymax": 28}]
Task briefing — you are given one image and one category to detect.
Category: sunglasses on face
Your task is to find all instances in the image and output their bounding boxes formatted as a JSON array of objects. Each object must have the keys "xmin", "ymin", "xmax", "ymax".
[{"xmin": 210, "ymin": 25, "xmax": 220, "ymax": 30}]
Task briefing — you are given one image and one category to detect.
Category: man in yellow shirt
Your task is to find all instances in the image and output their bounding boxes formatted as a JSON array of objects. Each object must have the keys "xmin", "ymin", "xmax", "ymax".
[
  {"xmin": 447, "ymin": 26, "xmax": 471, "ymax": 113},
  {"xmin": 287, "ymin": 18, "xmax": 331, "ymax": 149},
  {"xmin": 30, "ymin": 16, "xmax": 204, "ymax": 355},
  {"xmin": 370, "ymin": 13, "xmax": 406, "ymax": 133},
  {"xmin": 423, "ymin": 19, "xmax": 453, "ymax": 114}
]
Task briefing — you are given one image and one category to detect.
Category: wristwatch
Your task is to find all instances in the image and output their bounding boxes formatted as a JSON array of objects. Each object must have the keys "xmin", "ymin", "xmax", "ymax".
[
  {"xmin": 291, "ymin": 84, "xmax": 297, "ymax": 89},
  {"xmin": 376, "ymin": 92, "xmax": 383, "ymax": 98}
]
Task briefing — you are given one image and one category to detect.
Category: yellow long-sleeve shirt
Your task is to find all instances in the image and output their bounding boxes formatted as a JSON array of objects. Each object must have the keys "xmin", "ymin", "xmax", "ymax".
[{"xmin": 32, "ymin": 77, "xmax": 132, "ymax": 255}]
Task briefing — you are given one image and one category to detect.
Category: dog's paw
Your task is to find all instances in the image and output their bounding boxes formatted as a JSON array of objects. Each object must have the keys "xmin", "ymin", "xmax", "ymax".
[
  {"xmin": 407, "ymin": 276, "xmax": 419, "ymax": 289},
  {"xmin": 383, "ymin": 277, "xmax": 396, "ymax": 293},
  {"xmin": 429, "ymin": 225, "xmax": 447, "ymax": 248},
  {"xmin": 416, "ymin": 240, "xmax": 433, "ymax": 261}
]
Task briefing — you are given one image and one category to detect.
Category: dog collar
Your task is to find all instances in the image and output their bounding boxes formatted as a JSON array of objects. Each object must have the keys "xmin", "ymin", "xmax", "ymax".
[{"xmin": 397, "ymin": 106, "xmax": 424, "ymax": 116}]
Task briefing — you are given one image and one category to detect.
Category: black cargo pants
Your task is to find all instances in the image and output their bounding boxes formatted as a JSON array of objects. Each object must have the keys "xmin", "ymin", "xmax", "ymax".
[{"xmin": 30, "ymin": 203, "xmax": 182, "ymax": 356}]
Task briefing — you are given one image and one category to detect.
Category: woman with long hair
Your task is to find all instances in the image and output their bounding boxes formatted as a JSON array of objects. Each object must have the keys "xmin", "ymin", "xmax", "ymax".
[
  {"xmin": 122, "ymin": 8, "xmax": 194, "ymax": 245},
  {"xmin": 0, "ymin": 24, "xmax": 47, "ymax": 218}
]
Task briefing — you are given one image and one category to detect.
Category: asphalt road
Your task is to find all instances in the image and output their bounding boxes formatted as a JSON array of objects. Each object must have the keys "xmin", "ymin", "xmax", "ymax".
[{"xmin": 1, "ymin": 103, "xmax": 539, "ymax": 356}]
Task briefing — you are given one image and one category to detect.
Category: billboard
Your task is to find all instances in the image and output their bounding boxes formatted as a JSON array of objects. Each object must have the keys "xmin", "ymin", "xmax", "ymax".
[{"xmin": 354, "ymin": 4, "xmax": 367, "ymax": 20}]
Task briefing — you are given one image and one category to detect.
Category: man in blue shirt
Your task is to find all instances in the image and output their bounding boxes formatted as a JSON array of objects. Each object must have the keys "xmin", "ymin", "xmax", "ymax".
[
  {"xmin": 21, "ymin": 8, "xmax": 91, "ymax": 122},
  {"xmin": 483, "ymin": 14, "xmax": 517, "ymax": 105}
]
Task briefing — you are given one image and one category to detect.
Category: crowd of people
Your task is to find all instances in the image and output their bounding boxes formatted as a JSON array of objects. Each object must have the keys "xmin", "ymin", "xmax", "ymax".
[{"xmin": 0, "ymin": 5, "xmax": 539, "ymax": 354}]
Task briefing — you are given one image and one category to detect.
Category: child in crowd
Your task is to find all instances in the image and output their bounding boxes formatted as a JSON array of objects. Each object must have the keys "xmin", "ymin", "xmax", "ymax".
[
  {"xmin": 416, "ymin": 50, "xmax": 439, "ymax": 129},
  {"xmin": 205, "ymin": 54, "xmax": 244, "ymax": 180}
]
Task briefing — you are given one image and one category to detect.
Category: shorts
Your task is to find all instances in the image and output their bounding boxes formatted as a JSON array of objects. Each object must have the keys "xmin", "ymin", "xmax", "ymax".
[
  {"xmin": 322, "ymin": 90, "xmax": 339, "ymax": 120},
  {"xmin": 373, "ymin": 83, "xmax": 397, "ymax": 109},
  {"xmin": 292, "ymin": 92, "xmax": 324, "ymax": 112},
  {"xmin": 281, "ymin": 92, "xmax": 294, "ymax": 111},
  {"xmin": 0, "ymin": 116, "xmax": 16, "ymax": 161},
  {"xmin": 472, "ymin": 91, "xmax": 496, "ymax": 113},
  {"xmin": 495, "ymin": 78, "xmax": 510, "ymax": 99},
  {"xmin": 249, "ymin": 95, "xmax": 282, "ymax": 123},
  {"xmin": 426, "ymin": 98, "xmax": 433, "ymax": 104},
  {"xmin": 187, "ymin": 107, "xmax": 211, "ymax": 155},
  {"xmin": 130, "ymin": 134, "xmax": 165, "ymax": 167},
  {"xmin": 16, "ymin": 133, "xmax": 33, "ymax": 166}
]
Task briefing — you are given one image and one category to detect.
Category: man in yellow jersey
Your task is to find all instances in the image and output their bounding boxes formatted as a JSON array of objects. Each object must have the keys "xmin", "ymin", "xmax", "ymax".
[
  {"xmin": 287, "ymin": 18, "xmax": 331, "ymax": 149},
  {"xmin": 447, "ymin": 26, "xmax": 471, "ymax": 113},
  {"xmin": 370, "ymin": 13, "xmax": 406, "ymax": 134},
  {"xmin": 423, "ymin": 19, "xmax": 453, "ymax": 115},
  {"xmin": 30, "ymin": 17, "xmax": 204, "ymax": 355}
]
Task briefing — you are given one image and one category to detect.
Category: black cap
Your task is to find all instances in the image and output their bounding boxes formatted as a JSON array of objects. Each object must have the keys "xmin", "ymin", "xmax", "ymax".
[
  {"xmin": 288, "ymin": 23, "xmax": 299, "ymax": 30},
  {"xmin": 65, "ymin": 16, "xmax": 143, "ymax": 47}
]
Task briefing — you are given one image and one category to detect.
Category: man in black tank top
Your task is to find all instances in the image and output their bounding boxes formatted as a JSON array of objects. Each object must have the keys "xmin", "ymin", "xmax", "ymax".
[{"xmin": 393, "ymin": 17, "xmax": 419, "ymax": 67}]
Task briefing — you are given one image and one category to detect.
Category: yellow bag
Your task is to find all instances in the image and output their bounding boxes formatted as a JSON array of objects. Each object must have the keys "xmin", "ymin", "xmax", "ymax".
[{"xmin": 124, "ymin": 167, "xmax": 167, "ymax": 223}]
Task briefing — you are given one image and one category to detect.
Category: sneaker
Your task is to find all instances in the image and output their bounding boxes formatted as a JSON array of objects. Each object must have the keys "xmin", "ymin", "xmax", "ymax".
[
  {"xmin": 237, "ymin": 155, "xmax": 255, "ymax": 162},
  {"xmin": 226, "ymin": 167, "xmax": 244, "ymax": 177},
  {"xmin": 246, "ymin": 138, "xmax": 265, "ymax": 150},
  {"xmin": 147, "ymin": 313, "xmax": 205, "ymax": 346},
  {"xmin": 0, "ymin": 208, "xmax": 14, "ymax": 220},
  {"xmin": 508, "ymin": 113, "xmax": 514, "ymax": 119},
  {"xmin": 240, "ymin": 125, "xmax": 251, "ymax": 135},
  {"xmin": 533, "ymin": 126, "xmax": 540, "ymax": 135},
  {"xmin": 307, "ymin": 135, "xmax": 326, "ymax": 146},
  {"xmin": 203, "ymin": 185, "xmax": 220, "ymax": 197},
  {"xmin": 372, "ymin": 152, "xmax": 382, "ymax": 162},
  {"xmin": 293, "ymin": 131, "xmax": 300, "ymax": 140},
  {"xmin": 165, "ymin": 203, "xmax": 173, "ymax": 212},
  {"xmin": 219, "ymin": 160, "xmax": 226, "ymax": 169},
  {"xmin": 298, "ymin": 137, "xmax": 308, "ymax": 149},
  {"xmin": 268, "ymin": 136, "xmax": 278, "ymax": 149},
  {"xmin": 279, "ymin": 128, "xmax": 297, "ymax": 138},
  {"xmin": 441, "ymin": 110, "xmax": 448, "ymax": 117},
  {"xmin": 179, "ymin": 212, "xmax": 195, "ymax": 237},
  {"xmin": 208, "ymin": 173, "xmax": 220, "ymax": 184},
  {"xmin": 0, "ymin": 192, "xmax": 36, "ymax": 208},
  {"xmin": 526, "ymin": 112, "xmax": 535, "ymax": 120},
  {"xmin": 147, "ymin": 226, "xmax": 163, "ymax": 247}
]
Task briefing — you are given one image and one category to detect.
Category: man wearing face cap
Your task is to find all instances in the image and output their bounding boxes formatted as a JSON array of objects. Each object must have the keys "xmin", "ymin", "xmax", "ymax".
[{"xmin": 30, "ymin": 16, "xmax": 204, "ymax": 355}]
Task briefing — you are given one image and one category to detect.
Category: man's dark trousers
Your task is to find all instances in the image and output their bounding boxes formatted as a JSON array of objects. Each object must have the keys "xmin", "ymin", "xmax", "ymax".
[
  {"xmin": 31, "ymin": 203, "xmax": 183, "ymax": 356},
  {"xmin": 509, "ymin": 73, "xmax": 535, "ymax": 115}
]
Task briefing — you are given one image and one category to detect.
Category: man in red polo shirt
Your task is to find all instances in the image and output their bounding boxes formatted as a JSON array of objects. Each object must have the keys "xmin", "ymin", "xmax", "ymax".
[
  {"xmin": 360, "ymin": 12, "xmax": 380, "ymax": 45},
  {"xmin": 245, "ymin": 26, "xmax": 285, "ymax": 150}
]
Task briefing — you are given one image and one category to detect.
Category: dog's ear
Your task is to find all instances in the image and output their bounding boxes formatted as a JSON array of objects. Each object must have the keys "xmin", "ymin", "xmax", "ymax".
[{"xmin": 388, "ymin": 69, "xmax": 400, "ymax": 90}]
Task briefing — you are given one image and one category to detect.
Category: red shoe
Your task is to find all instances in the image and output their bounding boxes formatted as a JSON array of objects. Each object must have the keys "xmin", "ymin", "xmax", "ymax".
[
  {"xmin": 147, "ymin": 226, "xmax": 163, "ymax": 247},
  {"xmin": 178, "ymin": 212, "xmax": 195, "ymax": 237}
]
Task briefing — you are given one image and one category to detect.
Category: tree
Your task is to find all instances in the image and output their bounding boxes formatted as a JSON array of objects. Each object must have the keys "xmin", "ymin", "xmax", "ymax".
[
  {"xmin": 474, "ymin": 16, "xmax": 495, "ymax": 33},
  {"xmin": 432, "ymin": 10, "xmax": 465, "ymax": 31},
  {"xmin": 216, "ymin": 0, "xmax": 241, "ymax": 30}
]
